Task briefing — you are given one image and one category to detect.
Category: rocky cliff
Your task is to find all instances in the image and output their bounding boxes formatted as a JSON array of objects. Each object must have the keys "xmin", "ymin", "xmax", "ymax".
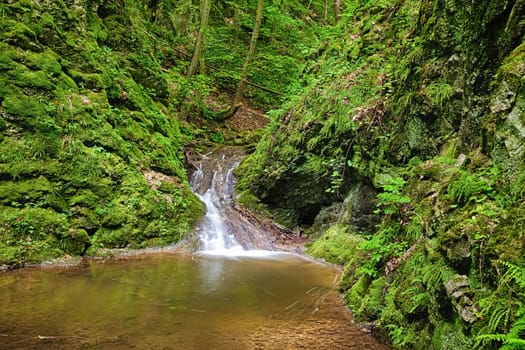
[
  {"xmin": 237, "ymin": 0, "xmax": 524, "ymax": 348},
  {"xmin": 0, "ymin": 0, "xmax": 205, "ymax": 265}
]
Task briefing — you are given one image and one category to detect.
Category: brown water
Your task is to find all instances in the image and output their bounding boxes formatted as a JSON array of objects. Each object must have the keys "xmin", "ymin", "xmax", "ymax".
[{"xmin": 0, "ymin": 253, "xmax": 390, "ymax": 349}]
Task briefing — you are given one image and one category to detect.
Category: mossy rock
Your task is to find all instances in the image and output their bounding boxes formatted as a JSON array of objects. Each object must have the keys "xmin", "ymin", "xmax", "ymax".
[
  {"xmin": 344, "ymin": 273, "xmax": 373, "ymax": 320},
  {"xmin": 59, "ymin": 228, "xmax": 91, "ymax": 255},
  {"xmin": 306, "ymin": 224, "xmax": 365, "ymax": 265},
  {"xmin": 101, "ymin": 204, "xmax": 130, "ymax": 228},
  {"xmin": 431, "ymin": 321, "xmax": 472, "ymax": 350},
  {"xmin": 92, "ymin": 226, "xmax": 134, "ymax": 248},
  {"xmin": 0, "ymin": 176, "xmax": 53, "ymax": 205},
  {"xmin": 144, "ymin": 220, "xmax": 164, "ymax": 239},
  {"xmin": 25, "ymin": 50, "xmax": 62, "ymax": 75},
  {"xmin": 67, "ymin": 69, "xmax": 104, "ymax": 90},
  {"xmin": 0, "ymin": 19, "xmax": 41, "ymax": 51},
  {"xmin": 8, "ymin": 65, "xmax": 53, "ymax": 90},
  {"xmin": 0, "ymin": 43, "xmax": 18, "ymax": 70},
  {"xmin": 0, "ymin": 206, "xmax": 69, "ymax": 264},
  {"xmin": 356, "ymin": 276, "xmax": 388, "ymax": 320},
  {"xmin": 70, "ymin": 206, "xmax": 101, "ymax": 232},
  {"xmin": 395, "ymin": 279, "xmax": 428, "ymax": 318},
  {"xmin": 69, "ymin": 189, "xmax": 100, "ymax": 208}
]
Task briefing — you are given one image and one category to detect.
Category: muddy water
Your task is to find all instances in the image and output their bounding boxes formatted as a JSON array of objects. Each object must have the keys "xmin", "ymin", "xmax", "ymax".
[{"xmin": 0, "ymin": 253, "xmax": 389, "ymax": 349}]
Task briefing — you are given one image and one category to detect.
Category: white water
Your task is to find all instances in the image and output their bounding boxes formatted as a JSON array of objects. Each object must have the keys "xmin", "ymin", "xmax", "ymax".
[
  {"xmin": 190, "ymin": 148, "xmax": 280, "ymax": 257},
  {"xmin": 193, "ymin": 165, "xmax": 244, "ymax": 253}
]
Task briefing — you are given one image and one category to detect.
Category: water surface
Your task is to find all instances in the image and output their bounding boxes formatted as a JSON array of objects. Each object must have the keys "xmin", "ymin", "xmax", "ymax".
[{"xmin": 0, "ymin": 253, "xmax": 389, "ymax": 349}]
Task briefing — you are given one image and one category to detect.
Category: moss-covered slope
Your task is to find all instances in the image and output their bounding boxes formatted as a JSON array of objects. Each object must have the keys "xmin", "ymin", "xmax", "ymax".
[
  {"xmin": 238, "ymin": 0, "xmax": 524, "ymax": 348},
  {"xmin": 0, "ymin": 0, "xmax": 207, "ymax": 265}
]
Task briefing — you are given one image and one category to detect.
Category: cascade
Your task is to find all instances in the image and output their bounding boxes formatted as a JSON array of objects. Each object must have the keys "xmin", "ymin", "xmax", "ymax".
[
  {"xmin": 190, "ymin": 147, "xmax": 275, "ymax": 255},
  {"xmin": 191, "ymin": 164, "xmax": 244, "ymax": 252}
]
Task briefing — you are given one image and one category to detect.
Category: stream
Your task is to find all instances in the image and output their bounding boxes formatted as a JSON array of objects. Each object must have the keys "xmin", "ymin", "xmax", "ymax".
[{"xmin": 0, "ymin": 147, "xmax": 390, "ymax": 349}]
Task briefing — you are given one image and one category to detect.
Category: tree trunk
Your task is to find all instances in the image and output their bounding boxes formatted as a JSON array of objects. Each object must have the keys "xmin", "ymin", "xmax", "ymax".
[
  {"xmin": 186, "ymin": 0, "xmax": 211, "ymax": 78},
  {"xmin": 229, "ymin": 0, "xmax": 264, "ymax": 117},
  {"xmin": 334, "ymin": 0, "xmax": 342, "ymax": 22}
]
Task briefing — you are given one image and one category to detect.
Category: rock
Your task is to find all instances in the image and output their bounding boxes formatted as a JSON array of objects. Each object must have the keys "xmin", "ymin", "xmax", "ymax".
[
  {"xmin": 444, "ymin": 274, "xmax": 478, "ymax": 324},
  {"xmin": 444, "ymin": 274, "xmax": 469, "ymax": 296},
  {"xmin": 490, "ymin": 81, "xmax": 516, "ymax": 113}
]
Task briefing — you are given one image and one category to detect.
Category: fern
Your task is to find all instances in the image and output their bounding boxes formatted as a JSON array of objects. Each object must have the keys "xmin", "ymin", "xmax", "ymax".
[
  {"xmin": 499, "ymin": 261, "xmax": 525, "ymax": 290},
  {"xmin": 476, "ymin": 262, "xmax": 525, "ymax": 349},
  {"xmin": 448, "ymin": 171, "xmax": 492, "ymax": 204},
  {"xmin": 405, "ymin": 216, "xmax": 423, "ymax": 240},
  {"xmin": 425, "ymin": 79, "xmax": 453, "ymax": 109},
  {"xmin": 501, "ymin": 307, "xmax": 525, "ymax": 350}
]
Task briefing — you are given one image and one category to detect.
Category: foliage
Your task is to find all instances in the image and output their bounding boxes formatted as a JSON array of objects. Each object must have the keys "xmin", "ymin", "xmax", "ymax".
[
  {"xmin": 447, "ymin": 170, "xmax": 493, "ymax": 205},
  {"xmin": 0, "ymin": 0, "xmax": 208, "ymax": 265},
  {"xmin": 306, "ymin": 224, "xmax": 364, "ymax": 265},
  {"xmin": 476, "ymin": 261, "xmax": 525, "ymax": 349},
  {"xmin": 425, "ymin": 79, "xmax": 454, "ymax": 109},
  {"xmin": 374, "ymin": 175, "xmax": 410, "ymax": 215}
]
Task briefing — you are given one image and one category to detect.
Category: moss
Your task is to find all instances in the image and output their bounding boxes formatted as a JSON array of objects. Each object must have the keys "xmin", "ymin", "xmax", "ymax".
[
  {"xmin": 68, "ymin": 189, "xmax": 99, "ymax": 208},
  {"xmin": 0, "ymin": 19, "xmax": 41, "ymax": 51},
  {"xmin": 344, "ymin": 273, "xmax": 372, "ymax": 320},
  {"xmin": 356, "ymin": 276, "xmax": 388, "ymax": 320},
  {"xmin": 59, "ymin": 228, "xmax": 91, "ymax": 255},
  {"xmin": 25, "ymin": 50, "xmax": 62, "ymax": 74},
  {"xmin": 92, "ymin": 226, "xmax": 134, "ymax": 248},
  {"xmin": 67, "ymin": 68, "xmax": 104, "ymax": 90},
  {"xmin": 55, "ymin": 71, "xmax": 79, "ymax": 92},
  {"xmin": 0, "ymin": 176, "xmax": 53, "ymax": 205},
  {"xmin": 101, "ymin": 203, "xmax": 130, "ymax": 228},
  {"xmin": 306, "ymin": 224, "xmax": 365, "ymax": 265},
  {"xmin": 431, "ymin": 322, "xmax": 472, "ymax": 350},
  {"xmin": 0, "ymin": 43, "xmax": 18, "ymax": 70},
  {"xmin": 0, "ymin": 206, "xmax": 70, "ymax": 265},
  {"xmin": 2, "ymin": 93, "xmax": 54, "ymax": 121}
]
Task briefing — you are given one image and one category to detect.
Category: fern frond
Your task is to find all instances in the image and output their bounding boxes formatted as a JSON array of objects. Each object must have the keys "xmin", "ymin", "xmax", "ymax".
[
  {"xmin": 488, "ymin": 303, "xmax": 512, "ymax": 334},
  {"xmin": 476, "ymin": 262, "xmax": 525, "ymax": 349},
  {"xmin": 425, "ymin": 79, "xmax": 453, "ymax": 109},
  {"xmin": 501, "ymin": 338, "xmax": 525, "ymax": 350},
  {"xmin": 499, "ymin": 261, "xmax": 525, "ymax": 290}
]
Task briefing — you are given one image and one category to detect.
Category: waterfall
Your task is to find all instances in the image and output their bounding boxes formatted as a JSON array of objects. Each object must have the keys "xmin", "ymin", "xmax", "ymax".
[
  {"xmin": 192, "ymin": 166, "xmax": 243, "ymax": 253},
  {"xmin": 189, "ymin": 147, "xmax": 279, "ymax": 256}
]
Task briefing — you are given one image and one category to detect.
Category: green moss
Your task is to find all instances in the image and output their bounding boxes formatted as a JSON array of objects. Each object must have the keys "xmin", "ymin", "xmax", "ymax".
[
  {"xmin": 67, "ymin": 68, "xmax": 104, "ymax": 90},
  {"xmin": 306, "ymin": 224, "xmax": 365, "ymax": 265},
  {"xmin": 58, "ymin": 228, "xmax": 91, "ymax": 255},
  {"xmin": 431, "ymin": 322, "xmax": 472, "ymax": 350},
  {"xmin": 0, "ymin": 19, "xmax": 40, "ymax": 51},
  {"xmin": 0, "ymin": 43, "xmax": 17, "ymax": 70},
  {"xmin": 56, "ymin": 72, "xmax": 78, "ymax": 92},
  {"xmin": 356, "ymin": 276, "xmax": 388, "ymax": 320},
  {"xmin": 344, "ymin": 273, "xmax": 372, "ymax": 319},
  {"xmin": 101, "ymin": 203, "xmax": 130, "ymax": 228},
  {"xmin": 92, "ymin": 226, "xmax": 134, "ymax": 248},
  {"xmin": 0, "ymin": 207, "xmax": 70, "ymax": 265},
  {"xmin": 69, "ymin": 189, "xmax": 99, "ymax": 208},
  {"xmin": 2, "ymin": 93, "xmax": 55, "ymax": 120},
  {"xmin": 25, "ymin": 50, "xmax": 61, "ymax": 74},
  {"xmin": 0, "ymin": 176, "xmax": 52, "ymax": 205}
]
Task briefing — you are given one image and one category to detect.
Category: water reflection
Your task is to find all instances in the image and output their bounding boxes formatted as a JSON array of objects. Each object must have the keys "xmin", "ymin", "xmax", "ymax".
[{"xmin": 0, "ymin": 253, "xmax": 390, "ymax": 349}]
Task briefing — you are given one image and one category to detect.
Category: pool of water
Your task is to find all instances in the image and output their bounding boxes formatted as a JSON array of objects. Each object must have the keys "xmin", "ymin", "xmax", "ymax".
[{"xmin": 0, "ymin": 252, "xmax": 390, "ymax": 349}]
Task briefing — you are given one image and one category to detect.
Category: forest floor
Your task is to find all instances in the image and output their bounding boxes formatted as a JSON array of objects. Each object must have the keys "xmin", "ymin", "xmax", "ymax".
[{"xmin": 225, "ymin": 101, "xmax": 270, "ymax": 132}]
